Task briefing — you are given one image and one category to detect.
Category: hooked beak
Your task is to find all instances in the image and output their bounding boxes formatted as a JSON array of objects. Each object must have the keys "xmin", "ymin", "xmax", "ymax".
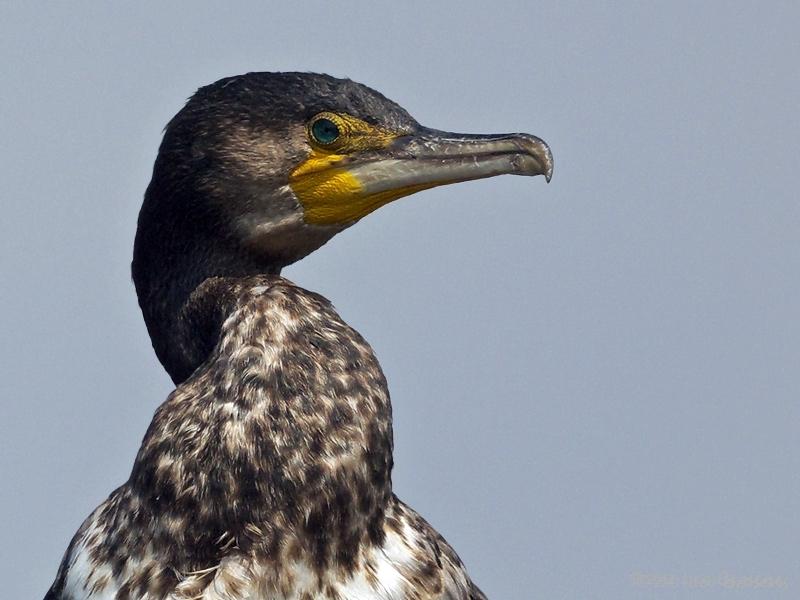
[
  {"xmin": 358, "ymin": 128, "xmax": 553, "ymax": 186},
  {"xmin": 291, "ymin": 128, "xmax": 553, "ymax": 226}
]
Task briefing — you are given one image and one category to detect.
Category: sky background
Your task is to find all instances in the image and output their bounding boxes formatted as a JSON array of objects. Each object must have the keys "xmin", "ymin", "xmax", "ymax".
[{"xmin": 2, "ymin": 2, "xmax": 799, "ymax": 599}]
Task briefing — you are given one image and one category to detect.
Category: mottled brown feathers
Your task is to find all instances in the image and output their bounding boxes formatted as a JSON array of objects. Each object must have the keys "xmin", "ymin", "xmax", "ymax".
[
  {"xmin": 129, "ymin": 277, "xmax": 392, "ymax": 568},
  {"xmin": 47, "ymin": 277, "xmax": 483, "ymax": 599}
]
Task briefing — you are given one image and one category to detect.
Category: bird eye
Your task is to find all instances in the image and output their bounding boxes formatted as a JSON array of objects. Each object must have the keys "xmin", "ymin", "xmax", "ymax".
[{"xmin": 310, "ymin": 117, "xmax": 341, "ymax": 145}]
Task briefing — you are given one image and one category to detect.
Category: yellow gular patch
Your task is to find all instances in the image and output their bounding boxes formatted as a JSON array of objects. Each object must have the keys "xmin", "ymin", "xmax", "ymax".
[
  {"xmin": 292, "ymin": 165, "xmax": 437, "ymax": 225},
  {"xmin": 290, "ymin": 113, "xmax": 410, "ymax": 225}
]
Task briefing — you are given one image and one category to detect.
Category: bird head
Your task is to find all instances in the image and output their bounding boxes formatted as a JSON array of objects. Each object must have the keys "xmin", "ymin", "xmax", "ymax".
[{"xmin": 138, "ymin": 72, "xmax": 552, "ymax": 270}]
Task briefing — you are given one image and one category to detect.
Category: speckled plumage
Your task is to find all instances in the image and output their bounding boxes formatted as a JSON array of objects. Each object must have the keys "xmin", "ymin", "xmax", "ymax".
[
  {"xmin": 45, "ymin": 71, "xmax": 551, "ymax": 600},
  {"xmin": 47, "ymin": 277, "xmax": 484, "ymax": 600}
]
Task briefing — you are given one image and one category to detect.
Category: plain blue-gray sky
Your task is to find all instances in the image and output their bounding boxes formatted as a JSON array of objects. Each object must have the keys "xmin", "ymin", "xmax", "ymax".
[{"xmin": 2, "ymin": 2, "xmax": 798, "ymax": 598}]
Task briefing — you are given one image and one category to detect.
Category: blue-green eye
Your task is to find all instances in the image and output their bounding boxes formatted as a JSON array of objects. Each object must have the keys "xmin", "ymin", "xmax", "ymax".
[{"xmin": 310, "ymin": 117, "xmax": 340, "ymax": 145}]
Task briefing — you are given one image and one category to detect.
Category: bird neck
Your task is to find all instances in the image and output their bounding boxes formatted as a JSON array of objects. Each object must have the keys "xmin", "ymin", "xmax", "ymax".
[
  {"xmin": 128, "ymin": 276, "xmax": 394, "ymax": 571},
  {"xmin": 132, "ymin": 186, "xmax": 283, "ymax": 383}
]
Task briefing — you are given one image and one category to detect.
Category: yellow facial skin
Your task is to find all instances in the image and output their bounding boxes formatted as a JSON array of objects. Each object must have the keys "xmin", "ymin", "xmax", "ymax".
[{"xmin": 290, "ymin": 112, "xmax": 424, "ymax": 225}]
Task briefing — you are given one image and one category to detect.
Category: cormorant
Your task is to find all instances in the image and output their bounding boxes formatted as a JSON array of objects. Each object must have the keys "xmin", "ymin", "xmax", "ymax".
[{"xmin": 44, "ymin": 72, "xmax": 553, "ymax": 600}]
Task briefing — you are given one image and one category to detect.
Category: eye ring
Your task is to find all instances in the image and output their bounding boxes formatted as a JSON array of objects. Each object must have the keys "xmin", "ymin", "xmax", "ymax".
[{"xmin": 310, "ymin": 116, "xmax": 341, "ymax": 145}]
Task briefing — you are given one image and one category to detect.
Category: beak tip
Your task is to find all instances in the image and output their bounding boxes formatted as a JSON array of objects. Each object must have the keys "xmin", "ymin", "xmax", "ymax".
[
  {"xmin": 521, "ymin": 135, "xmax": 553, "ymax": 183},
  {"xmin": 542, "ymin": 144, "xmax": 554, "ymax": 183}
]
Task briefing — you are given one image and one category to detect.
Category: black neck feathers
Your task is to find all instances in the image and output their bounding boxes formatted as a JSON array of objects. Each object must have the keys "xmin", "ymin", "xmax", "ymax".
[{"xmin": 132, "ymin": 152, "xmax": 278, "ymax": 383}]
